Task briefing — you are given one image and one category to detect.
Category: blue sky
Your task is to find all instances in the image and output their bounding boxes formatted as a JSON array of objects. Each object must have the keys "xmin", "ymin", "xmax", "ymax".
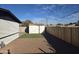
[{"xmin": 0, "ymin": 4, "xmax": 79, "ymax": 24}]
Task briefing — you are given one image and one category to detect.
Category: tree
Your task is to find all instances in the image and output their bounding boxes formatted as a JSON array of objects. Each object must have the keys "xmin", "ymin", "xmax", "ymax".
[
  {"xmin": 57, "ymin": 23, "xmax": 63, "ymax": 25},
  {"xmin": 21, "ymin": 20, "xmax": 33, "ymax": 27},
  {"xmin": 75, "ymin": 20, "xmax": 79, "ymax": 26},
  {"xmin": 77, "ymin": 20, "xmax": 79, "ymax": 24},
  {"xmin": 69, "ymin": 23, "xmax": 73, "ymax": 25}
]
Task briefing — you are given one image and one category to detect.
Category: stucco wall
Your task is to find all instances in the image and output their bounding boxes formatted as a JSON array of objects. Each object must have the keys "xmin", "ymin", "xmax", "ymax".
[
  {"xmin": 19, "ymin": 27, "xmax": 26, "ymax": 32},
  {"xmin": 40, "ymin": 26, "xmax": 45, "ymax": 33},
  {"xmin": 29, "ymin": 25, "xmax": 45, "ymax": 34},
  {"xmin": 0, "ymin": 19, "xmax": 19, "ymax": 45}
]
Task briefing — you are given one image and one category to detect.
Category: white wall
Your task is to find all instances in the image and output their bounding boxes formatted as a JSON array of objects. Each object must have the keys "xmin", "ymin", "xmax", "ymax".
[
  {"xmin": 39, "ymin": 26, "xmax": 45, "ymax": 33},
  {"xmin": 0, "ymin": 19, "xmax": 19, "ymax": 45},
  {"xmin": 19, "ymin": 27, "xmax": 26, "ymax": 32},
  {"xmin": 29, "ymin": 25, "xmax": 45, "ymax": 34},
  {"xmin": 0, "ymin": 33, "xmax": 19, "ymax": 45}
]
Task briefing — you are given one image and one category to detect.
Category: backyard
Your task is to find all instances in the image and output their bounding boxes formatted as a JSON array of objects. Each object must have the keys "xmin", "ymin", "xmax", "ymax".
[
  {"xmin": 0, "ymin": 33, "xmax": 56, "ymax": 54},
  {"xmin": 19, "ymin": 33, "xmax": 44, "ymax": 38}
]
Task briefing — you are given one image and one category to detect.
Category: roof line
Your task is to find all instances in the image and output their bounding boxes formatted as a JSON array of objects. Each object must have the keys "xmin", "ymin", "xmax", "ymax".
[{"xmin": 0, "ymin": 8, "xmax": 22, "ymax": 23}]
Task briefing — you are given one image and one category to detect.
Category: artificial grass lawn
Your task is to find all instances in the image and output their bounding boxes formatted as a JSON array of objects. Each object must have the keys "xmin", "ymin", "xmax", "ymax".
[{"xmin": 19, "ymin": 33, "xmax": 44, "ymax": 38}]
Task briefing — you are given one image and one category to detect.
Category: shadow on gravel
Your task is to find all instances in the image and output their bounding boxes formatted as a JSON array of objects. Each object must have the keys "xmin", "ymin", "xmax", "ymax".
[{"xmin": 43, "ymin": 30, "xmax": 79, "ymax": 54}]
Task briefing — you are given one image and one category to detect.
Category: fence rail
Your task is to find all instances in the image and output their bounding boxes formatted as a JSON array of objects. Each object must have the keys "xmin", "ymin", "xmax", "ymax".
[{"xmin": 46, "ymin": 26, "xmax": 79, "ymax": 47}]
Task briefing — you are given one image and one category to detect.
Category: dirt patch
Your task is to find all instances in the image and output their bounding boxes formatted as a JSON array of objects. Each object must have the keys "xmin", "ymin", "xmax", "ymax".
[{"xmin": 0, "ymin": 36, "xmax": 55, "ymax": 54}]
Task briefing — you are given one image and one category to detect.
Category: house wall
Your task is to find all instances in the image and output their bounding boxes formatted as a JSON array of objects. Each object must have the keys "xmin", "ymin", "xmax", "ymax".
[
  {"xmin": 29, "ymin": 25, "xmax": 45, "ymax": 34},
  {"xmin": 0, "ymin": 19, "xmax": 19, "ymax": 45}
]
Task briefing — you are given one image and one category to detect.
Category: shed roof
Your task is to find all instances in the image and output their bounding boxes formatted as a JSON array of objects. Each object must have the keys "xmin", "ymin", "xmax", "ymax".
[{"xmin": 0, "ymin": 8, "xmax": 21, "ymax": 23}]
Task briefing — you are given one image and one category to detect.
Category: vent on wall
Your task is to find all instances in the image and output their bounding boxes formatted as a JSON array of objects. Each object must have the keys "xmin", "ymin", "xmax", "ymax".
[{"xmin": 0, "ymin": 41, "xmax": 5, "ymax": 48}]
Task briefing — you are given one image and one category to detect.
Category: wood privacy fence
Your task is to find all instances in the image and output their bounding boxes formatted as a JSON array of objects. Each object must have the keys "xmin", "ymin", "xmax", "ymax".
[{"xmin": 46, "ymin": 26, "xmax": 79, "ymax": 47}]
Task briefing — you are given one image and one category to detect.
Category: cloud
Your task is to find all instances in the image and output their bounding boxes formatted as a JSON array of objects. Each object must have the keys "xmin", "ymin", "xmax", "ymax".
[
  {"xmin": 35, "ymin": 4, "xmax": 57, "ymax": 15},
  {"xmin": 42, "ymin": 5, "xmax": 56, "ymax": 10},
  {"xmin": 57, "ymin": 12, "xmax": 79, "ymax": 24},
  {"xmin": 31, "ymin": 15, "xmax": 62, "ymax": 24},
  {"xmin": 64, "ymin": 12, "xmax": 79, "ymax": 23},
  {"xmin": 32, "ymin": 17, "xmax": 46, "ymax": 24}
]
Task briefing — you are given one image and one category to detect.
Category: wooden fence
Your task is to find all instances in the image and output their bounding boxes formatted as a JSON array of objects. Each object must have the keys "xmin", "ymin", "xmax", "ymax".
[{"xmin": 46, "ymin": 26, "xmax": 79, "ymax": 47}]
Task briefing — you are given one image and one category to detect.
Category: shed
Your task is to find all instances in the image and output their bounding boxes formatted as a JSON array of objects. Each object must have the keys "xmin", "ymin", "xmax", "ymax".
[
  {"xmin": 28, "ymin": 24, "xmax": 45, "ymax": 34},
  {"xmin": 0, "ymin": 8, "xmax": 21, "ymax": 47}
]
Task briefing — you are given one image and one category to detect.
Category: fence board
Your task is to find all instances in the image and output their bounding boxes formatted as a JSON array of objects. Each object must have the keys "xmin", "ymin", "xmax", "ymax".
[{"xmin": 47, "ymin": 26, "xmax": 79, "ymax": 47}]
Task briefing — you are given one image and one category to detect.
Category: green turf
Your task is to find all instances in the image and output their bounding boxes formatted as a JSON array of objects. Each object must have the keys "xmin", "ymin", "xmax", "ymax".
[{"xmin": 19, "ymin": 33, "xmax": 43, "ymax": 38}]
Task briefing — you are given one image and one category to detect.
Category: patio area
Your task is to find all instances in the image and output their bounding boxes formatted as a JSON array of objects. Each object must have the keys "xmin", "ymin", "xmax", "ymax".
[{"xmin": 0, "ymin": 33, "xmax": 56, "ymax": 54}]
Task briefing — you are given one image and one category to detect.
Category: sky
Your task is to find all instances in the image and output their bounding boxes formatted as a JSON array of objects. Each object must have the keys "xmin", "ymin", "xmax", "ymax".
[{"xmin": 0, "ymin": 4, "xmax": 79, "ymax": 24}]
